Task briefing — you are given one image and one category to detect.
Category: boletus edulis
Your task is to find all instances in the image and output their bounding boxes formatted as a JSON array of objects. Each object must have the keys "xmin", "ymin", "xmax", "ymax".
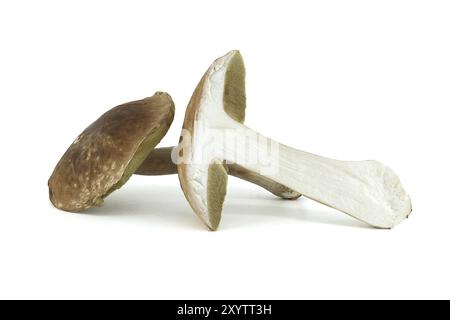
[
  {"xmin": 48, "ymin": 92, "xmax": 175, "ymax": 212},
  {"xmin": 176, "ymin": 50, "xmax": 412, "ymax": 230}
]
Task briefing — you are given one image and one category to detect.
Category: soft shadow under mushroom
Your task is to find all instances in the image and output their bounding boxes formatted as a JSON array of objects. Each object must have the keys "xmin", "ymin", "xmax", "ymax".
[{"xmin": 83, "ymin": 178, "xmax": 371, "ymax": 230}]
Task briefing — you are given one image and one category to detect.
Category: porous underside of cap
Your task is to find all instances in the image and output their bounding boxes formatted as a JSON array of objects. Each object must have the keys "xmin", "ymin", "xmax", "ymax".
[
  {"xmin": 223, "ymin": 51, "xmax": 246, "ymax": 123},
  {"xmin": 207, "ymin": 162, "xmax": 228, "ymax": 230},
  {"xmin": 206, "ymin": 51, "xmax": 246, "ymax": 229},
  {"xmin": 48, "ymin": 93, "xmax": 174, "ymax": 212}
]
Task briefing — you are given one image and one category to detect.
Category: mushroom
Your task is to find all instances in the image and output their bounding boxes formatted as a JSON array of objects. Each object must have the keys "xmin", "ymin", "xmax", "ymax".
[
  {"xmin": 48, "ymin": 92, "xmax": 175, "ymax": 212},
  {"xmin": 176, "ymin": 50, "xmax": 412, "ymax": 231},
  {"xmin": 135, "ymin": 148, "xmax": 301, "ymax": 200}
]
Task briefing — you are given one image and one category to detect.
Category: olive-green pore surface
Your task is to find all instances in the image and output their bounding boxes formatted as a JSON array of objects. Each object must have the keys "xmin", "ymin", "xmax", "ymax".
[
  {"xmin": 207, "ymin": 162, "xmax": 228, "ymax": 231},
  {"xmin": 223, "ymin": 51, "xmax": 246, "ymax": 123},
  {"xmin": 48, "ymin": 92, "xmax": 175, "ymax": 212}
]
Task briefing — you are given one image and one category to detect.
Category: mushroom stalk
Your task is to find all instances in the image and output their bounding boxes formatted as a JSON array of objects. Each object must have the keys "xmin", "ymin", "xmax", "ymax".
[
  {"xmin": 221, "ymin": 125, "xmax": 411, "ymax": 228},
  {"xmin": 135, "ymin": 147, "xmax": 302, "ymax": 200}
]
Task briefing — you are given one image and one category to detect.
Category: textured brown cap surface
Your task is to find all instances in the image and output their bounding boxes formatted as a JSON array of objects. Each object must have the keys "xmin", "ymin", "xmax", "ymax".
[{"xmin": 48, "ymin": 92, "xmax": 175, "ymax": 212}]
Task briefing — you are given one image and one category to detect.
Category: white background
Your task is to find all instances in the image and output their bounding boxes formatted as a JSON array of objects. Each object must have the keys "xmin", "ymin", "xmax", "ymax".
[{"xmin": 1, "ymin": 0, "xmax": 449, "ymax": 300}]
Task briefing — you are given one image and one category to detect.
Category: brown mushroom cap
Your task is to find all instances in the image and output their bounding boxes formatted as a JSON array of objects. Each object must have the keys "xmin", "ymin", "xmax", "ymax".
[{"xmin": 48, "ymin": 92, "xmax": 175, "ymax": 212}]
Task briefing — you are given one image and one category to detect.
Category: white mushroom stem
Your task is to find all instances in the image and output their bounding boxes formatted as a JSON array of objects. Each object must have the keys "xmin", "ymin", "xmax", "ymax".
[
  {"xmin": 180, "ymin": 51, "xmax": 412, "ymax": 229},
  {"xmin": 224, "ymin": 127, "xmax": 411, "ymax": 228}
]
